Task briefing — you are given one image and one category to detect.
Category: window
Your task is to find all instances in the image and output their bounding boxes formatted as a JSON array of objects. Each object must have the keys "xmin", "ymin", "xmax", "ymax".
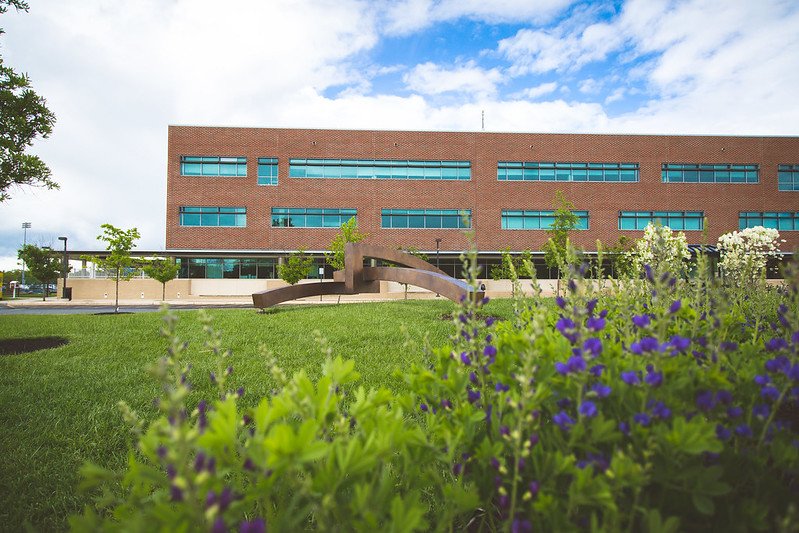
[
  {"xmin": 258, "ymin": 158, "xmax": 278, "ymax": 185},
  {"xmin": 179, "ymin": 206, "xmax": 246, "ymax": 227},
  {"xmin": 618, "ymin": 211, "xmax": 704, "ymax": 231},
  {"xmin": 289, "ymin": 159, "xmax": 471, "ymax": 180},
  {"xmin": 381, "ymin": 209, "xmax": 471, "ymax": 229},
  {"xmin": 271, "ymin": 207, "xmax": 356, "ymax": 228},
  {"xmin": 661, "ymin": 163, "xmax": 759, "ymax": 183},
  {"xmin": 497, "ymin": 162, "xmax": 639, "ymax": 182},
  {"xmin": 778, "ymin": 164, "xmax": 799, "ymax": 191},
  {"xmin": 501, "ymin": 210, "xmax": 589, "ymax": 230},
  {"xmin": 180, "ymin": 156, "xmax": 247, "ymax": 177},
  {"xmin": 739, "ymin": 211, "xmax": 799, "ymax": 231}
]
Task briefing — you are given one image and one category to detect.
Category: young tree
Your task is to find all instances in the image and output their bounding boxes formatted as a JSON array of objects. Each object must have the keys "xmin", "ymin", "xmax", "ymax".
[
  {"xmin": 142, "ymin": 257, "xmax": 180, "ymax": 301},
  {"xmin": 541, "ymin": 191, "xmax": 580, "ymax": 294},
  {"xmin": 396, "ymin": 246, "xmax": 428, "ymax": 299},
  {"xmin": 87, "ymin": 224, "xmax": 141, "ymax": 313},
  {"xmin": 0, "ymin": 1, "xmax": 57, "ymax": 201},
  {"xmin": 17, "ymin": 244, "xmax": 60, "ymax": 301},
  {"xmin": 278, "ymin": 249, "xmax": 314, "ymax": 285},
  {"xmin": 325, "ymin": 217, "xmax": 368, "ymax": 271}
]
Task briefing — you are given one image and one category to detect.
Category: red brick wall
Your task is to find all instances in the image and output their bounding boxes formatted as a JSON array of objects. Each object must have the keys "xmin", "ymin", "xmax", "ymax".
[{"xmin": 166, "ymin": 127, "xmax": 799, "ymax": 253}]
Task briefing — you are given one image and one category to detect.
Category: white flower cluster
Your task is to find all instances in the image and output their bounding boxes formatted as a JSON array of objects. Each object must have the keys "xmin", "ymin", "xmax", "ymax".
[
  {"xmin": 717, "ymin": 226, "xmax": 783, "ymax": 285},
  {"xmin": 630, "ymin": 222, "xmax": 691, "ymax": 277}
]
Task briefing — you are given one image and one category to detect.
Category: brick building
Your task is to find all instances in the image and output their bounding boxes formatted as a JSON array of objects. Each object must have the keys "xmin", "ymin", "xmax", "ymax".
[{"xmin": 166, "ymin": 126, "xmax": 798, "ymax": 280}]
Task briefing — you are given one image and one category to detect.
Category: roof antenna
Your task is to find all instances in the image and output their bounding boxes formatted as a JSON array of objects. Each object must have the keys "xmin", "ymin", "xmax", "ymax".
[{"xmin": 481, "ymin": 110, "xmax": 485, "ymax": 131}]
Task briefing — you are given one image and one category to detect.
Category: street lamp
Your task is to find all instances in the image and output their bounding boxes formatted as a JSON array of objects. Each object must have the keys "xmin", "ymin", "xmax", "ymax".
[
  {"xmin": 435, "ymin": 238, "xmax": 442, "ymax": 297},
  {"xmin": 58, "ymin": 236, "xmax": 69, "ymax": 299},
  {"xmin": 21, "ymin": 222, "xmax": 31, "ymax": 287}
]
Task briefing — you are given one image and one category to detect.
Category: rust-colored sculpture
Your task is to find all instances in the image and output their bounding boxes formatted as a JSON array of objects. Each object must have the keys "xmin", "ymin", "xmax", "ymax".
[{"xmin": 252, "ymin": 243, "xmax": 484, "ymax": 309}]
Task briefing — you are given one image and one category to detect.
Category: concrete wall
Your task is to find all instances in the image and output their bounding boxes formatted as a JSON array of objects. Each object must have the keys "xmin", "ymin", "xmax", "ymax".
[{"xmin": 58, "ymin": 278, "xmax": 193, "ymax": 300}]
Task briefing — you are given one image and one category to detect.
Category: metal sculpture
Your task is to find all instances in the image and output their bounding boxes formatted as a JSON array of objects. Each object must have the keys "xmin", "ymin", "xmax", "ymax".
[{"xmin": 252, "ymin": 243, "xmax": 484, "ymax": 309}]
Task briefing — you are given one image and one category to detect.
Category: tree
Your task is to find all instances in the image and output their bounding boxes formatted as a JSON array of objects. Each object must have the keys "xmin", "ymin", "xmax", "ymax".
[
  {"xmin": 278, "ymin": 249, "xmax": 314, "ymax": 285},
  {"xmin": 0, "ymin": 1, "xmax": 57, "ymax": 201},
  {"xmin": 541, "ymin": 191, "xmax": 580, "ymax": 294},
  {"xmin": 396, "ymin": 246, "xmax": 428, "ymax": 300},
  {"xmin": 86, "ymin": 224, "xmax": 140, "ymax": 313},
  {"xmin": 17, "ymin": 244, "xmax": 60, "ymax": 301},
  {"xmin": 325, "ymin": 217, "xmax": 368, "ymax": 271},
  {"xmin": 142, "ymin": 257, "xmax": 180, "ymax": 301}
]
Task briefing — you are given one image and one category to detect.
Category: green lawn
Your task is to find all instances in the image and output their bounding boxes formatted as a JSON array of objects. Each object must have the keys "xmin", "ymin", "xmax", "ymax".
[{"xmin": 0, "ymin": 300, "xmax": 513, "ymax": 532}]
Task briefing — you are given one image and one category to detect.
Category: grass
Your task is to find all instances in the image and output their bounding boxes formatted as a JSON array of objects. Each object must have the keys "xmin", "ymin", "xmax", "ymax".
[{"xmin": 0, "ymin": 299, "xmax": 514, "ymax": 532}]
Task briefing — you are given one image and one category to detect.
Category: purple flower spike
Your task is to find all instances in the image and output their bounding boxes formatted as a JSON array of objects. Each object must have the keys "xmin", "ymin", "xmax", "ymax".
[
  {"xmin": 420, "ymin": 403, "xmax": 428, "ymax": 412},
  {"xmin": 669, "ymin": 300, "xmax": 682, "ymax": 314},
  {"xmin": 719, "ymin": 341, "xmax": 738, "ymax": 352},
  {"xmin": 579, "ymin": 401, "xmax": 598, "ymax": 418},
  {"xmin": 696, "ymin": 390, "xmax": 716, "ymax": 412},
  {"xmin": 170, "ymin": 485, "xmax": 183, "ymax": 502},
  {"xmin": 586, "ymin": 316, "xmax": 606, "ymax": 332},
  {"xmin": 495, "ymin": 382, "xmax": 510, "ymax": 393},
  {"xmin": 589, "ymin": 364, "xmax": 605, "ymax": 377},
  {"xmin": 529, "ymin": 433, "xmax": 540, "ymax": 447},
  {"xmin": 619, "ymin": 421, "xmax": 630, "ymax": 435},
  {"xmin": 209, "ymin": 372, "xmax": 217, "ymax": 385},
  {"xmin": 591, "ymin": 383, "xmax": 612, "ymax": 398},
  {"xmin": 467, "ymin": 389, "xmax": 481, "ymax": 403},
  {"xmin": 633, "ymin": 412, "xmax": 651, "ymax": 426},
  {"xmin": 212, "ymin": 517, "xmax": 226, "ymax": 533},
  {"xmin": 529, "ymin": 480, "xmax": 540, "ymax": 496},
  {"xmin": 553, "ymin": 411, "xmax": 575, "ymax": 431},
  {"xmin": 483, "ymin": 345, "xmax": 497, "ymax": 359},
  {"xmin": 219, "ymin": 486, "xmax": 234, "ymax": 511},
  {"xmin": 760, "ymin": 386, "xmax": 780, "ymax": 402},
  {"xmin": 586, "ymin": 298, "xmax": 598, "ymax": 315},
  {"xmin": 206, "ymin": 490, "xmax": 217, "ymax": 508},
  {"xmin": 716, "ymin": 424, "xmax": 731, "ymax": 441},
  {"xmin": 715, "ymin": 390, "xmax": 733, "ymax": 404},
  {"xmin": 766, "ymin": 355, "xmax": 791, "ymax": 374},
  {"xmin": 460, "ymin": 352, "xmax": 472, "ymax": 366},
  {"xmin": 632, "ymin": 314, "xmax": 651, "ymax": 329},
  {"xmin": 752, "ymin": 404, "xmax": 770, "ymax": 418},
  {"xmin": 469, "ymin": 371, "xmax": 479, "ymax": 385},
  {"xmin": 792, "ymin": 331, "xmax": 799, "ymax": 345},
  {"xmin": 735, "ymin": 424, "xmax": 753, "ymax": 438},
  {"xmin": 754, "ymin": 374, "xmax": 770, "ymax": 386},
  {"xmin": 621, "ymin": 371, "xmax": 640, "ymax": 386},
  {"xmin": 669, "ymin": 335, "xmax": 691, "ymax": 353},
  {"xmin": 644, "ymin": 264, "xmax": 654, "ymax": 283},
  {"xmin": 555, "ymin": 362, "xmax": 569, "ymax": 375},
  {"xmin": 788, "ymin": 363, "xmax": 799, "ymax": 382},
  {"xmin": 240, "ymin": 518, "xmax": 267, "ymax": 533},
  {"xmin": 567, "ymin": 354, "xmax": 586, "ymax": 373},
  {"xmin": 650, "ymin": 401, "xmax": 671, "ymax": 419},
  {"xmin": 726, "ymin": 406, "xmax": 743, "ymax": 418},
  {"xmin": 765, "ymin": 338, "xmax": 789, "ymax": 352},
  {"xmin": 555, "ymin": 296, "xmax": 567, "ymax": 309},
  {"xmin": 645, "ymin": 369, "xmax": 663, "ymax": 388},
  {"xmin": 512, "ymin": 518, "xmax": 533, "ymax": 533}
]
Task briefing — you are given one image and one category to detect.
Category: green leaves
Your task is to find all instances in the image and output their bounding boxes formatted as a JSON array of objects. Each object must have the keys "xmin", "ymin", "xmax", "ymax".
[{"xmin": 664, "ymin": 416, "xmax": 723, "ymax": 456}]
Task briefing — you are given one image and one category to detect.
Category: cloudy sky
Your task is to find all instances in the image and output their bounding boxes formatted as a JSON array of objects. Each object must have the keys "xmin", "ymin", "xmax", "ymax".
[{"xmin": 1, "ymin": 0, "xmax": 798, "ymax": 270}]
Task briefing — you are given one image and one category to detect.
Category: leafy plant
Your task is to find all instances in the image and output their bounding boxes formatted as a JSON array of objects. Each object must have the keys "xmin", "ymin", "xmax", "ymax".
[
  {"xmin": 278, "ymin": 249, "xmax": 314, "ymax": 285},
  {"xmin": 84, "ymin": 224, "xmax": 141, "ymax": 313},
  {"xmin": 142, "ymin": 257, "xmax": 180, "ymax": 301},
  {"xmin": 17, "ymin": 244, "xmax": 61, "ymax": 300},
  {"xmin": 541, "ymin": 191, "xmax": 581, "ymax": 294},
  {"xmin": 325, "ymin": 217, "xmax": 368, "ymax": 271}
]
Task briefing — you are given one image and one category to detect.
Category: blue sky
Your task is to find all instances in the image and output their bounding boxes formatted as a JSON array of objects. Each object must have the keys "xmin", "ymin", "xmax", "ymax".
[{"xmin": 1, "ymin": 0, "xmax": 798, "ymax": 268}]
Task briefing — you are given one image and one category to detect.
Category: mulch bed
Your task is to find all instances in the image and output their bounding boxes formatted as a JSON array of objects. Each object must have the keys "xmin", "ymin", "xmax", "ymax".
[{"xmin": 0, "ymin": 336, "xmax": 69, "ymax": 356}]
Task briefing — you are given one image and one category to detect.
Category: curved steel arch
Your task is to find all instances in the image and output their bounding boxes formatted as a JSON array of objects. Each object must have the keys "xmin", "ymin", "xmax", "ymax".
[{"xmin": 252, "ymin": 243, "xmax": 482, "ymax": 309}]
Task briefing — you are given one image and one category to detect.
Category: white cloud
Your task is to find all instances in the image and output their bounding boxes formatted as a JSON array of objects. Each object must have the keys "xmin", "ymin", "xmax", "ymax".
[
  {"xmin": 511, "ymin": 81, "xmax": 559, "ymax": 99},
  {"xmin": 384, "ymin": 0, "xmax": 575, "ymax": 35},
  {"xmin": 403, "ymin": 61, "xmax": 503, "ymax": 97},
  {"xmin": 604, "ymin": 87, "xmax": 625, "ymax": 104},
  {"xmin": 578, "ymin": 78, "xmax": 602, "ymax": 94}
]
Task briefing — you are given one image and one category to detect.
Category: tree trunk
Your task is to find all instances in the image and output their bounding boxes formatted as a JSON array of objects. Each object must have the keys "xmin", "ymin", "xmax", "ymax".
[
  {"xmin": 162, "ymin": 282, "xmax": 166, "ymax": 301},
  {"xmin": 115, "ymin": 270, "xmax": 120, "ymax": 313}
]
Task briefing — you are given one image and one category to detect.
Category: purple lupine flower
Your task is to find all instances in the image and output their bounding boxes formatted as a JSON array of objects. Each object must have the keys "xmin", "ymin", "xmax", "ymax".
[
  {"xmin": 243, "ymin": 458, "xmax": 256, "ymax": 471},
  {"xmin": 556, "ymin": 316, "xmax": 579, "ymax": 343},
  {"xmin": 716, "ymin": 424, "xmax": 731, "ymax": 441},
  {"xmin": 467, "ymin": 389, "xmax": 481, "ymax": 404},
  {"xmin": 166, "ymin": 464, "xmax": 177, "ymax": 479},
  {"xmin": 583, "ymin": 337, "xmax": 603, "ymax": 357},
  {"xmin": 170, "ymin": 485, "xmax": 183, "ymax": 502},
  {"xmin": 591, "ymin": 383, "xmax": 612, "ymax": 398},
  {"xmin": 727, "ymin": 406, "xmax": 743, "ymax": 418},
  {"xmin": 716, "ymin": 390, "xmax": 733, "ymax": 405},
  {"xmin": 669, "ymin": 335, "xmax": 691, "ymax": 353},
  {"xmin": 555, "ymin": 362, "xmax": 570, "ymax": 375},
  {"xmin": 205, "ymin": 490, "xmax": 217, "ymax": 508},
  {"xmin": 644, "ymin": 264, "xmax": 654, "ymax": 283},
  {"xmin": 490, "ymin": 457, "xmax": 500, "ymax": 470},
  {"xmin": 219, "ymin": 486, "xmax": 234, "ymax": 511},
  {"xmin": 239, "ymin": 518, "xmax": 266, "ymax": 533},
  {"xmin": 529, "ymin": 433, "xmax": 540, "ymax": 447},
  {"xmin": 555, "ymin": 295, "xmax": 567, "ymax": 309},
  {"xmin": 579, "ymin": 401, "xmax": 598, "ymax": 418},
  {"xmin": 719, "ymin": 341, "xmax": 738, "ymax": 352},
  {"xmin": 650, "ymin": 400, "xmax": 671, "ymax": 420},
  {"xmin": 766, "ymin": 355, "xmax": 791, "ymax": 374},
  {"xmin": 529, "ymin": 480, "xmax": 540, "ymax": 497},
  {"xmin": 669, "ymin": 300, "xmax": 682, "ymax": 314},
  {"xmin": 469, "ymin": 371, "xmax": 479, "ymax": 385},
  {"xmin": 207, "ymin": 457, "xmax": 216, "ymax": 474},
  {"xmin": 589, "ymin": 364, "xmax": 605, "ymax": 377},
  {"xmin": 760, "ymin": 386, "xmax": 780, "ymax": 402},
  {"xmin": 568, "ymin": 279, "xmax": 577, "ymax": 292},
  {"xmin": 567, "ymin": 354, "xmax": 586, "ymax": 373},
  {"xmin": 788, "ymin": 363, "xmax": 799, "ymax": 382},
  {"xmin": 633, "ymin": 412, "xmax": 651, "ymax": 426},
  {"xmin": 553, "ymin": 411, "xmax": 575, "ymax": 431},
  {"xmin": 735, "ymin": 424, "xmax": 753, "ymax": 438},
  {"xmin": 765, "ymin": 338, "xmax": 789, "ymax": 352},
  {"xmin": 645, "ymin": 368, "xmax": 663, "ymax": 388},
  {"xmin": 696, "ymin": 390, "xmax": 716, "ymax": 412},
  {"xmin": 754, "ymin": 374, "xmax": 771, "ymax": 386},
  {"xmin": 752, "ymin": 404, "xmax": 770, "ymax": 418},
  {"xmin": 495, "ymin": 382, "xmax": 510, "ymax": 393},
  {"xmin": 792, "ymin": 331, "xmax": 799, "ymax": 345},
  {"xmin": 586, "ymin": 316, "xmax": 606, "ymax": 332},
  {"xmin": 621, "ymin": 371, "xmax": 640, "ymax": 385},
  {"xmin": 226, "ymin": 365, "xmax": 233, "ymax": 376},
  {"xmin": 210, "ymin": 371, "xmax": 217, "ymax": 385},
  {"xmin": 517, "ymin": 458, "xmax": 526, "ymax": 470},
  {"xmin": 211, "ymin": 519, "xmax": 227, "ymax": 533},
  {"xmin": 460, "ymin": 352, "xmax": 472, "ymax": 366},
  {"xmin": 498, "ymin": 494, "xmax": 510, "ymax": 509},
  {"xmin": 420, "ymin": 403, "xmax": 428, "ymax": 412},
  {"xmin": 157, "ymin": 445, "xmax": 167, "ymax": 459},
  {"xmin": 632, "ymin": 314, "xmax": 651, "ymax": 329},
  {"xmin": 483, "ymin": 344, "xmax": 497, "ymax": 359},
  {"xmin": 619, "ymin": 421, "xmax": 630, "ymax": 435},
  {"xmin": 237, "ymin": 387, "xmax": 245, "ymax": 398},
  {"xmin": 485, "ymin": 317, "xmax": 495, "ymax": 327},
  {"xmin": 440, "ymin": 399, "xmax": 453, "ymax": 410},
  {"xmin": 194, "ymin": 452, "xmax": 206, "ymax": 472},
  {"xmin": 452, "ymin": 463, "xmax": 463, "ymax": 476},
  {"xmin": 586, "ymin": 298, "xmax": 598, "ymax": 315},
  {"xmin": 556, "ymin": 398, "xmax": 572, "ymax": 409}
]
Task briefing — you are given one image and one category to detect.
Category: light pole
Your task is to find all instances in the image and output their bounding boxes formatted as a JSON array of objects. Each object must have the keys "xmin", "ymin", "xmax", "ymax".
[
  {"xmin": 58, "ymin": 236, "xmax": 68, "ymax": 299},
  {"xmin": 435, "ymin": 238, "xmax": 442, "ymax": 297},
  {"xmin": 21, "ymin": 222, "xmax": 31, "ymax": 287}
]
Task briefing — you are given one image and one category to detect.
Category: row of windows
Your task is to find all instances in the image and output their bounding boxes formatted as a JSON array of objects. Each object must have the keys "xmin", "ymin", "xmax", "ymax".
[
  {"xmin": 498, "ymin": 162, "xmax": 639, "ymax": 182},
  {"xmin": 661, "ymin": 163, "xmax": 759, "ymax": 183},
  {"xmin": 180, "ymin": 155, "xmax": 796, "ymax": 189},
  {"xmin": 177, "ymin": 206, "xmax": 799, "ymax": 231},
  {"xmin": 288, "ymin": 159, "xmax": 472, "ymax": 180},
  {"xmin": 779, "ymin": 165, "xmax": 799, "ymax": 192}
]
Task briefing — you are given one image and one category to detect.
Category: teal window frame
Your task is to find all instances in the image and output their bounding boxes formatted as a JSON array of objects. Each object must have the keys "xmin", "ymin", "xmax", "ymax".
[
  {"xmin": 289, "ymin": 159, "xmax": 471, "ymax": 180},
  {"xmin": 381, "ymin": 209, "xmax": 471, "ymax": 229},
  {"xmin": 739, "ymin": 211, "xmax": 799, "ymax": 231},
  {"xmin": 258, "ymin": 158, "xmax": 278, "ymax": 186},
  {"xmin": 497, "ymin": 162, "xmax": 639, "ymax": 182},
  {"xmin": 778, "ymin": 164, "xmax": 799, "ymax": 191},
  {"xmin": 501, "ymin": 210, "xmax": 589, "ymax": 230},
  {"xmin": 618, "ymin": 211, "xmax": 704, "ymax": 231},
  {"xmin": 271, "ymin": 207, "xmax": 356, "ymax": 228},
  {"xmin": 180, "ymin": 156, "xmax": 247, "ymax": 177},
  {"xmin": 661, "ymin": 163, "xmax": 759, "ymax": 183},
  {"xmin": 179, "ymin": 206, "xmax": 246, "ymax": 227}
]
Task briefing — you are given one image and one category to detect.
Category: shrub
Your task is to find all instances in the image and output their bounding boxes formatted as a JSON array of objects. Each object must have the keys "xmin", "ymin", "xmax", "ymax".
[
  {"xmin": 629, "ymin": 222, "xmax": 691, "ymax": 280},
  {"xmin": 717, "ymin": 226, "xmax": 783, "ymax": 286}
]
